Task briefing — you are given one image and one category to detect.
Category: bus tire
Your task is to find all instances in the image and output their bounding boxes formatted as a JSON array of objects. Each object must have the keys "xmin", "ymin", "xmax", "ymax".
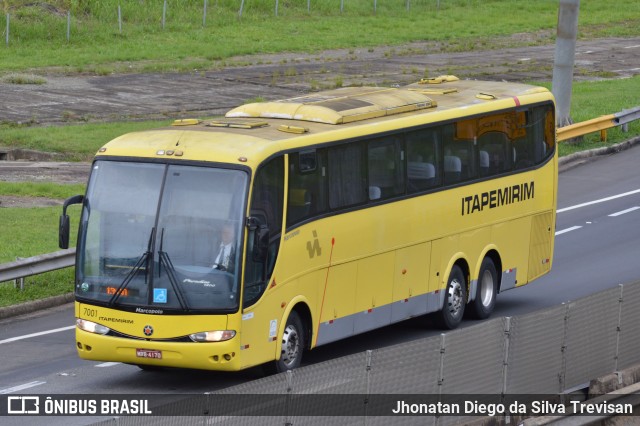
[
  {"xmin": 274, "ymin": 311, "xmax": 304, "ymax": 373},
  {"xmin": 436, "ymin": 265, "xmax": 466, "ymax": 329},
  {"xmin": 469, "ymin": 257, "xmax": 498, "ymax": 320}
]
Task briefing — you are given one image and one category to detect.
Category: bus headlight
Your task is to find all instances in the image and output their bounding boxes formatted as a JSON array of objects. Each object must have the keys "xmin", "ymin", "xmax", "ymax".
[
  {"xmin": 76, "ymin": 318, "xmax": 110, "ymax": 335},
  {"xmin": 189, "ymin": 330, "xmax": 236, "ymax": 342}
]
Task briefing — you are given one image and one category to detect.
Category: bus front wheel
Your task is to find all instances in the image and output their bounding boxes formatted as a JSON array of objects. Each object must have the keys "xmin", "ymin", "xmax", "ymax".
[
  {"xmin": 275, "ymin": 311, "xmax": 304, "ymax": 373},
  {"xmin": 469, "ymin": 257, "xmax": 498, "ymax": 319},
  {"xmin": 436, "ymin": 265, "xmax": 466, "ymax": 329}
]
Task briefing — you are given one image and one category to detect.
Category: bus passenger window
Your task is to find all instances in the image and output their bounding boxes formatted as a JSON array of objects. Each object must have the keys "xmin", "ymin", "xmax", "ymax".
[
  {"xmin": 444, "ymin": 134, "xmax": 475, "ymax": 183},
  {"xmin": 406, "ymin": 128, "xmax": 439, "ymax": 193},
  {"xmin": 328, "ymin": 144, "xmax": 366, "ymax": 209},
  {"xmin": 444, "ymin": 155, "xmax": 462, "ymax": 184},
  {"xmin": 367, "ymin": 136, "xmax": 404, "ymax": 200},
  {"xmin": 287, "ymin": 150, "xmax": 328, "ymax": 227},
  {"xmin": 478, "ymin": 131, "xmax": 511, "ymax": 176}
]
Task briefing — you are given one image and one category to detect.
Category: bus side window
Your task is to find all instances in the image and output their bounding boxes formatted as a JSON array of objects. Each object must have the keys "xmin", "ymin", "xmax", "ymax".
[
  {"xmin": 328, "ymin": 143, "xmax": 366, "ymax": 209},
  {"xmin": 513, "ymin": 105, "xmax": 555, "ymax": 170},
  {"xmin": 287, "ymin": 150, "xmax": 328, "ymax": 227},
  {"xmin": 444, "ymin": 124, "xmax": 476, "ymax": 183},
  {"xmin": 478, "ymin": 131, "xmax": 511, "ymax": 176},
  {"xmin": 406, "ymin": 128, "xmax": 440, "ymax": 193},
  {"xmin": 367, "ymin": 136, "xmax": 404, "ymax": 200}
]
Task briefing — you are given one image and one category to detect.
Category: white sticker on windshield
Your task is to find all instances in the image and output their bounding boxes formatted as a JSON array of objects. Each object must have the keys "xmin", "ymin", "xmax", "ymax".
[{"xmin": 269, "ymin": 320, "xmax": 277, "ymax": 338}]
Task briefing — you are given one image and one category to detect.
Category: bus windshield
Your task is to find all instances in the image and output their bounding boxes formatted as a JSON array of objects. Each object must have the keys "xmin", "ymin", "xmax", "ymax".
[{"xmin": 76, "ymin": 160, "xmax": 248, "ymax": 313}]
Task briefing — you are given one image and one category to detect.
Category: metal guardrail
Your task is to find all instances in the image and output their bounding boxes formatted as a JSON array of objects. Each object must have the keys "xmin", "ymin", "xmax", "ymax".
[
  {"xmin": 0, "ymin": 248, "xmax": 75, "ymax": 287},
  {"xmin": 557, "ymin": 106, "xmax": 640, "ymax": 142}
]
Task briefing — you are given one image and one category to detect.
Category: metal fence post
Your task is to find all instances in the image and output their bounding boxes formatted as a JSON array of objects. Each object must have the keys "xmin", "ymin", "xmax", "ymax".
[
  {"xmin": 285, "ymin": 370, "xmax": 293, "ymax": 426},
  {"xmin": 364, "ymin": 350, "xmax": 372, "ymax": 421},
  {"xmin": 436, "ymin": 333, "xmax": 446, "ymax": 426},
  {"xmin": 118, "ymin": 5, "xmax": 122, "ymax": 34},
  {"xmin": 13, "ymin": 257, "xmax": 25, "ymax": 290},
  {"xmin": 275, "ymin": 0, "xmax": 279, "ymax": 16},
  {"xmin": 5, "ymin": 13, "xmax": 8, "ymax": 46},
  {"xmin": 238, "ymin": 0, "xmax": 245, "ymax": 18},
  {"xmin": 559, "ymin": 302, "xmax": 572, "ymax": 398},
  {"xmin": 614, "ymin": 283, "xmax": 624, "ymax": 372},
  {"xmin": 66, "ymin": 11, "xmax": 71, "ymax": 42},
  {"xmin": 438, "ymin": 333, "xmax": 446, "ymax": 387},
  {"xmin": 502, "ymin": 317, "xmax": 512, "ymax": 423},
  {"xmin": 162, "ymin": 0, "xmax": 167, "ymax": 29}
]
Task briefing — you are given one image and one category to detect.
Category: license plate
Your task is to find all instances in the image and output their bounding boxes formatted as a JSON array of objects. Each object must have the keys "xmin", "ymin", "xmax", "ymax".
[{"xmin": 136, "ymin": 349, "xmax": 162, "ymax": 359}]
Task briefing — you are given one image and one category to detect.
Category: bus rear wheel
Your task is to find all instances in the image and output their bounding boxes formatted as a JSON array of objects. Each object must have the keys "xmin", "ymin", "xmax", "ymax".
[
  {"xmin": 469, "ymin": 257, "xmax": 498, "ymax": 319},
  {"xmin": 436, "ymin": 265, "xmax": 466, "ymax": 329},
  {"xmin": 274, "ymin": 311, "xmax": 304, "ymax": 373}
]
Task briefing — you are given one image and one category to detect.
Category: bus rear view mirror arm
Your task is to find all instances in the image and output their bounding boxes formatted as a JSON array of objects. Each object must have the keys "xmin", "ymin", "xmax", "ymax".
[{"xmin": 59, "ymin": 194, "xmax": 84, "ymax": 249}]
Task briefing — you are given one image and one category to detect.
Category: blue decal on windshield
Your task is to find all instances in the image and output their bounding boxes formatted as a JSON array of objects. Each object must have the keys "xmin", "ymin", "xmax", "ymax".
[{"xmin": 153, "ymin": 288, "xmax": 168, "ymax": 304}]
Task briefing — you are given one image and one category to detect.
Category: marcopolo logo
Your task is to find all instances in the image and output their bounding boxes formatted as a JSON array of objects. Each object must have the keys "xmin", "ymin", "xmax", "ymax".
[{"xmin": 7, "ymin": 396, "xmax": 40, "ymax": 414}]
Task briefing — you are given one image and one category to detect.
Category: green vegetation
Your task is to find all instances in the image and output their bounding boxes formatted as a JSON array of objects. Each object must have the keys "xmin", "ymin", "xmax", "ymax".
[
  {"xmin": 0, "ymin": 181, "xmax": 85, "ymax": 198},
  {"xmin": 0, "ymin": 206, "xmax": 80, "ymax": 307},
  {"xmin": 1, "ymin": 73, "xmax": 47, "ymax": 84},
  {"xmin": 0, "ymin": 0, "xmax": 638, "ymax": 74},
  {"xmin": 0, "ymin": 120, "xmax": 172, "ymax": 161}
]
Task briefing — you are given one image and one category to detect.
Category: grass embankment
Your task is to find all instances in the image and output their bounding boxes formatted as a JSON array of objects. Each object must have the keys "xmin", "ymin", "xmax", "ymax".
[
  {"xmin": 0, "ymin": 183, "xmax": 83, "ymax": 307},
  {"xmin": 0, "ymin": 206, "xmax": 79, "ymax": 307},
  {"xmin": 0, "ymin": 0, "xmax": 639, "ymax": 74}
]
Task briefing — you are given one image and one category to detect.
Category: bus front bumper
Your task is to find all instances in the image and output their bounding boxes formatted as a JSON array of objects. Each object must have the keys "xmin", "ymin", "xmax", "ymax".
[{"xmin": 76, "ymin": 328, "xmax": 242, "ymax": 371}]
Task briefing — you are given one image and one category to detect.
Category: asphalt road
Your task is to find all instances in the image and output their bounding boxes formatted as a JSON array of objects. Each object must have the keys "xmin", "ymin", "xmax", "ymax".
[{"xmin": 1, "ymin": 144, "xmax": 640, "ymax": 419}]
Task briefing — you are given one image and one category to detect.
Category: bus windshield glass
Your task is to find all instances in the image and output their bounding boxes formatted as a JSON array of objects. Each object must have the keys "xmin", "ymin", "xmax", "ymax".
[{"xmin": 76, "ymin": 160, "xmax": 248, "ymax": 313}]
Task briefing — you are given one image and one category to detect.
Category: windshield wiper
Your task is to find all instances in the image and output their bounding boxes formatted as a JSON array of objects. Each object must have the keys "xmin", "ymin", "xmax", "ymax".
[
  {"xmin": 108, "ymin": 227, "xmax": 155, "ymax": 306},
  {"xmin": 158, "ymin": 228, "xmax": 189, "ymax": 311}
]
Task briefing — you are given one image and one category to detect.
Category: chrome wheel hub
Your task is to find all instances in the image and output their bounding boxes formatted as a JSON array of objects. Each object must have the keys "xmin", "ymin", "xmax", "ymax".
[
  {"xmin": 447, "ymin": 278, "xmax": 463, "ymax": 317},
  {"xmin": 480, "ymin": 270, "xmax": 495, "ymax": 307},
  {"xmin": 281, "ymin": 324, "xmax": 299, "ymax": 367}
]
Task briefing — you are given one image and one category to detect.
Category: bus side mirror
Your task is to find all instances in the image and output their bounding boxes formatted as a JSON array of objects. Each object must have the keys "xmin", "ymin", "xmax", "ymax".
[{"xmin": 59, "ymin": 195, "xmax": 84, "ymax": 249}]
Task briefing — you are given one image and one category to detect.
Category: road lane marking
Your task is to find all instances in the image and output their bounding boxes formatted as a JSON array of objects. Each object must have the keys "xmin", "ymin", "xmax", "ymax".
[
  {"xmin": 608, "ymin": 206, "xmax": 640, "ymax": 217},
  {"xmin": 0, "ymin": 325, "xmax": 75, "ymax": 345},
  {"xmin": 96, "ymin": 362, "xmax": 120, "ymax": 368},
  {"xmin": 624, "ymin": 45, "xmax": 640, "ymax": 49},
  {"xmin": 0, "ymin": 381, "xmax": 46, "ymax": 394},
  {"xmin": 557, "ymin": 189, "xmax": 640, "ymax": 213},
  {"xmin": 555, "ymin": 226, "xmax": 582, "ymax": 236}
]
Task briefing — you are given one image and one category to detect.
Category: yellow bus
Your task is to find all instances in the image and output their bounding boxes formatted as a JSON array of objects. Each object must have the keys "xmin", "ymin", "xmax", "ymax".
[{"xmin": 60, "ymin": 76, "xmax": 557, "ymax": 372}]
